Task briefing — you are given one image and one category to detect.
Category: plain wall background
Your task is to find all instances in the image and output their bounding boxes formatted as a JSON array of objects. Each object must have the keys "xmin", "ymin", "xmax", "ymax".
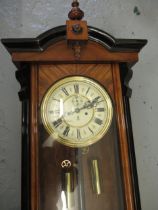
[{"xmin": 0, "ymin": 0, "xmax": 158, "ymax": 210}]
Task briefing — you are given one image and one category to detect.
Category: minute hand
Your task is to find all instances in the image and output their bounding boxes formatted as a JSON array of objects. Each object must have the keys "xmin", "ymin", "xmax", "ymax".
[
  {"xmin": 69, "ymin": 97, "xmax": 102, "ymax": 115},
  {"xmin": 90, "ymin": 96, "xmax": 101, "ymax": 107},
  {"xmin": 80, "ymin": 96, "xmax": 101, "ymax": 110}
]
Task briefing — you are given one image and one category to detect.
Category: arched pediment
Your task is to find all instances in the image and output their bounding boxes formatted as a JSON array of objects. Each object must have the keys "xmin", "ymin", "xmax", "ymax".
[{"xmin": 1, "ymin": 25, "xmax": 147, "ymax": 54}]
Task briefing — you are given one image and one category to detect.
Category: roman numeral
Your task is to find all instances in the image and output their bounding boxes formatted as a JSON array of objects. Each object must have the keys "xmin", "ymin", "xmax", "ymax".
[
  {"xmin": 96, "ymin": 108, "xmax": 105, "ymax": 112},
  {"xmin": 86, "ymin": 87, "xmax": 90, "ymax": 95},
  {"xmin": 93, "ymin": 96, "xmax": 101, "ymax": 101},
  {"xmin": 63, "ymin": 126, "xmax": 70, "ymax": 136},
  {"xmin": 77, "ymin": 129, "xmax": 81, "ymax": 139},
  {"xmin": 94, "ymin": 118, "xmax": 103, "ymax": 125},
  {"xmin": 88, "ymin": 127, "xmax": 94, "ymax": 134},
  {"xmin": 49, "ymin": 110, "xmax": 60, "ymax": 114},
  {"xmin": 52, "ymin": 98, "xmax": 60, "ymax": 102},
  {"xmin": 98, "ymin": 100, "xmax": 104, "ymax": 104},
  {"xmin": 74, "ymin": 84, "xmax": 79, "ymax": 94},
  {"xmin": 61, "ymin": 87, "xmax": 69, "ymax": 96},
  {"xmin": 52, "ymin": 118, "xmax": 62, "ymax": 128}
]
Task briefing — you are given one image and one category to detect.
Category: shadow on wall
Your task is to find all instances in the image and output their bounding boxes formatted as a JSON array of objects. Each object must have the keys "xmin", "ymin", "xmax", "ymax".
[{"xmin": 0, "ymin": 1, "xmax": 22, "ymax": 210}]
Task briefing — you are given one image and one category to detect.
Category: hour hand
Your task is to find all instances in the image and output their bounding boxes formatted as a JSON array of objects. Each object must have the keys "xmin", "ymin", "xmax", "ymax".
[
  {"xmin": 66, "ymin": 96, "xmax": 101, "ymax": 115},
  {"xmin": 78, "ymin": 96, "xmax": 101, "ymax": 110},
  {"xmin": 86, "ymin": 96, "xmax": 101, "ymax": 108},
  {"xmin": 91, "ymin": 96, "xmax": 101, "ymax": 106}
]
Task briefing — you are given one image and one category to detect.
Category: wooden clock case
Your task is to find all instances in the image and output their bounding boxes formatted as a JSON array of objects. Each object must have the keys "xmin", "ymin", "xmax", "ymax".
[{"xmin": 2, "ymin": 25, "xmax": 147, "ymax": 210}]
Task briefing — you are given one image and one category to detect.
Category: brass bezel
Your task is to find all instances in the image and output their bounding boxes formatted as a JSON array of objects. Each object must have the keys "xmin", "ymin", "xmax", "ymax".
[{"xmin": 40, "ymin": 76, "xmax": 113, "ymax": 148}]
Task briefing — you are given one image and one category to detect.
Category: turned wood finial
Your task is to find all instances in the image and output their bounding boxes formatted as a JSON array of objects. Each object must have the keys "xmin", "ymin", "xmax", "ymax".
[{"xmin": 68, "ymin": 0, "xmax": 84, "ymax": 20}]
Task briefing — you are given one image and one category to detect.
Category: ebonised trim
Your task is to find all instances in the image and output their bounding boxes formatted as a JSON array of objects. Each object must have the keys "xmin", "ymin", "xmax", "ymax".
[
  {"xmin": 120, "ymin": 64, "xmax": 142, "ymax": 210},
  {"xmin": 124, "ymin": 97, "xmax": 142, "ymax": 210},
  {"xmin": 21, "ymin": 100, "xmax": 30, "ymax": 210},
  {"xmin": 1, "ymin": 25, "xmax": 147, "ymax": 54},
  {"xmin": 16, "ymin": 64, "xmax": 30, "ymax": 100},
  {"xmin": 16, "ymin": 65, "xmax": 30, "ymax": 210},
  {"xmin": 119, "ymin": 63, "xmax": 133, "ymax": 97}
]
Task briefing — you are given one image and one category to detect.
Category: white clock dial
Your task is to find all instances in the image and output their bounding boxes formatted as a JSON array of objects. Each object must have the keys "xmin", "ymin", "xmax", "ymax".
[{"xmin": 41, "ymin": 76, "xmax": 113, "ymax": 147}]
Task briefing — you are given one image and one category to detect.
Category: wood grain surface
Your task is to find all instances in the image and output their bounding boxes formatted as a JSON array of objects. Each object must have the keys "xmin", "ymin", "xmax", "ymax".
[
  {"xmin": 38, "ymin": 64, "xmax": 114, "ymax": 103},
  {"xmin": 30, "ymin": 65, "xmax": 40, "ymax": 210},
  {"xmin": 112, "ymin": 64, "xmax": 134, "ymax": 210},
  {"xmin": 12, "ymin": 40, "xmax": 138, "ymax": 64}
]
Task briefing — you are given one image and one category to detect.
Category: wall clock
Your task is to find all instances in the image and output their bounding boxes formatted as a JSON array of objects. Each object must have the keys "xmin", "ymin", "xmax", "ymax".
[{"xmin": 1, "ymin": 1, "xmax": 147, "ymax": 210}]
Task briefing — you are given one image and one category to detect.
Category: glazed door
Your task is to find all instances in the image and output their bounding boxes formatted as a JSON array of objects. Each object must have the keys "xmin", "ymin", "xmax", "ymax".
[{"xmin": 31, "ymin": 64, "xmax": 125, "ymax": 210}]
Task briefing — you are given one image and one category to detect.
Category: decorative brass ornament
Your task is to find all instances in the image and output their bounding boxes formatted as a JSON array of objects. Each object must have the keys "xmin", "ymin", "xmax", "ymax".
[{"xmin": 61, "ymin": 160, "xmax": 72, "ymax": 168}]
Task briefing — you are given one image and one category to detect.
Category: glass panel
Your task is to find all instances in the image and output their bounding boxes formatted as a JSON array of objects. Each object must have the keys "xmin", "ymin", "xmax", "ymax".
[
  {"xmin": 38, "ymin": 67, "xmax": 125, "ymax": 210},
  {"xmin": 38, "ymin": 117, "xmax": 125, "ymax": 210}
]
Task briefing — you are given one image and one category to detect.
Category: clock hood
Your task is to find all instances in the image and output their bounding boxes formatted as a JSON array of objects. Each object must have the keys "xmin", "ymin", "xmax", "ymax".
[{"xmin": 1, "ymin": 25, "xmax": 147, "ymax": 54}]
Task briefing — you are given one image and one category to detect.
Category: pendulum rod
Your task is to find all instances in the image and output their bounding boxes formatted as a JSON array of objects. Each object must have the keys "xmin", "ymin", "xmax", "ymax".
[{"xmin": 77, "ymin": 149, "xmax": 86, "ymax": 210}]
